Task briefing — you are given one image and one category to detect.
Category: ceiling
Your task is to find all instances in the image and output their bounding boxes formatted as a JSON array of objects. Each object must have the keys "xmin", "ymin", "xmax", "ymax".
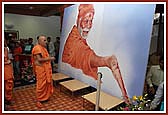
[
  {"xmin": 4, "ymin": 4, "xmax": 73, "ymax": 17},
  {"xmin": 4, "ymin": 4, "xmax": 164, "ymax": 17}
]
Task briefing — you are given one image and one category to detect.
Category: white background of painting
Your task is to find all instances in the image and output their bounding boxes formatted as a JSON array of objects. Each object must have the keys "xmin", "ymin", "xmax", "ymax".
[{"xmin": 59, "ymin": 4, "xmax": 156, "ymax": 98}]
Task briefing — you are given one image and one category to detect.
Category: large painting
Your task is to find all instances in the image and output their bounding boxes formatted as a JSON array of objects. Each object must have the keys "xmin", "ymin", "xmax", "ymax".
[{"xmin": 59, "ymin": 4, "xmax": 156, "ymax": 99}]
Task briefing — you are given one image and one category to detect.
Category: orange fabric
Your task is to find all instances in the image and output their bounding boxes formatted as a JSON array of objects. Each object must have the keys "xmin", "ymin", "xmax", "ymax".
[
  {"xmin": 4, "ymin": 47, "xmax": 14, "ymax": 101},
  {"xmin": 62, "ymin": 25, "xmax": 98, "ymax": 79},
  {"xmin": 32, "ymin": 44, "xmax": 53, "ymax": 101},
  {"xmin": 13, "ymin": 47, "xmax": 22, "ymax": 61},
  {"xmin": 5, "ymin": 79, "xmax": 13, "ymax": 101}
]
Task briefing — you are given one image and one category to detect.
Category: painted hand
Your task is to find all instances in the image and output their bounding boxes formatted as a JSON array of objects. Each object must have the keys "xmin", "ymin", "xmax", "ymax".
[{"xmin": 110, "ymin": 55, "xmax": 118, "ymax": 72}]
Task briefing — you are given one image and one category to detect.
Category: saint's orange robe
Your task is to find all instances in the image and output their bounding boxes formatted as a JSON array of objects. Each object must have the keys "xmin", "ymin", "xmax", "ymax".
[
  {"xmin": 63, "ymin": 26, "xmax": 129, "ymax": 101},
  {"xmin": 4, "ymin": 47, "xmax": 14, "ymax": 101},
  {"xmin": 62, "ymin": 25, "xmax": 98, "ymax": 79},
  {"xmin": 32, "ymin": 44, "xmax": 53, "ymax": 102}
]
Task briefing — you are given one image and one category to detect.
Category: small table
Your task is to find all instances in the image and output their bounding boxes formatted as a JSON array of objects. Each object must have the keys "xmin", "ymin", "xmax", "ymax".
[
  {"xmin": 59, "ymin": 79, "xmax": 90, "ymax": 97},
  {"xmin": 82, "ymin": 91, "xmax": 124, "ymax": 111},
  {"xmin": 52, "ymin": 73, "xmax": 71, "ymax": 86}
]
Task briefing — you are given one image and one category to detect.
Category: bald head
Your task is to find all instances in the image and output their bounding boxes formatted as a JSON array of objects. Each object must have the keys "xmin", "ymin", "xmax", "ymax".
[{"xmin": 38, "ymin": 35, "xmax": 47, "ymax": 47}]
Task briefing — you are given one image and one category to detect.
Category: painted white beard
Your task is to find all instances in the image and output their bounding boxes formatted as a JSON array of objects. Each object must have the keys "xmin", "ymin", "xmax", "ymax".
[
  {"xmin": 78, "ymin": 27, "xmax": 89, "ymax": 39},
  {"xmin": 81, "ymin": 32, "xmax": 88, "ymax": 39}
]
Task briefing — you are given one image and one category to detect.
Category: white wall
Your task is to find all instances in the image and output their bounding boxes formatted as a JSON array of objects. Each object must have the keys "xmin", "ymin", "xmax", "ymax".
[{"xmin": 4, "ymin": 13, "xmax": 61, "ymax": 44}]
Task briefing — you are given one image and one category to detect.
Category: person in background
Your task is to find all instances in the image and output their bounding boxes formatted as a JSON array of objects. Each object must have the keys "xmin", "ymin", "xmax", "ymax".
[
  {"xmin": 20, "ymin": 38, "xmax": 26, "ymax": 51},
  {"xmin": 24, "ymin": 38, "xmax": 34, "ymax": 54},
  {"xmin": 62, "ymin": 4, "xmax": 129, "ymax": 104},
  {"xmin": 23, "ymin": 38, "xmax": 34, "ymax": 65},
  {"xmin": 54, "ymin": 37, "xmax": 60, "ymax": 63},
  {"xmin": 146, "ymin": 55, "xmax": 164, "ymax": 100},
  {"xmin": 5, "ymin": 39, "xmax": 14, "ymax": 63},
  {"xmin": 4, "ymin": 39, "xmax": 14, "ymax": 107},
  {"xmin": 46, "ymin": 37, "xmax": 55, "ymax": 70},
  {"xmin": 7, "ymin": 39, "xmax": 15, "ymax": 53},
  {"xmin": 150, "ymin": 82, "xmax": 164, "ymax": 111},
  {"xmin": 32, "ymin": 35, "xmax": 55, "ymax": 108},
  {"xmin": 13, "ymin": 41, "xmax": 22, "ymax": 80},
  {"xmin": 46, "ymin": 37, "xmax": 55, "ymax": 57}
]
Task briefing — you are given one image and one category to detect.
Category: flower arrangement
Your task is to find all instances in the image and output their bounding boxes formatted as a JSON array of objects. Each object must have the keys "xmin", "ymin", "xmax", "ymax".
[{"xmin": 118, "ymin": 94, "xmax": 151, "ymax": 111}]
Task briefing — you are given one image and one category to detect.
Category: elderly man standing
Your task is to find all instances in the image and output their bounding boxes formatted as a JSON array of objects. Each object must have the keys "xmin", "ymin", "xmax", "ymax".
[
  {"xmin": 32, "ymin": 35, "xmax": 55, "ymax": 108},
  {"xmin": 62, "ymin": 4, "xmax": 129, "ymax": 104}
]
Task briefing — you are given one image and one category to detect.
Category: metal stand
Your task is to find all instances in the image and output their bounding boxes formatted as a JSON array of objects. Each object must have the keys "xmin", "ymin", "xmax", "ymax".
[{"xmin": 95, "ymin": 72, "xmax": 102, "ymax": 111}]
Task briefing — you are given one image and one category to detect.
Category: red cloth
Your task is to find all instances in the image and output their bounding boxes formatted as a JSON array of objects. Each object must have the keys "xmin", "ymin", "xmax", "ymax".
[{"xmin": 13, "ymin": 46, "xmax": 22, "ymax": 61}]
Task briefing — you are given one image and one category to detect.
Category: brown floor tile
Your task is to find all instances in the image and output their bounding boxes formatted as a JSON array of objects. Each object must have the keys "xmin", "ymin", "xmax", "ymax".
[{"xmin": 4, "ymin": 84, "xmax": 94, "ymax": 111}]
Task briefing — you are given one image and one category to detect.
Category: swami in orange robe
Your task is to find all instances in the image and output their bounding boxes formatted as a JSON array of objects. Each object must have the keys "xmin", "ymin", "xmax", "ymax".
[
  {"xmin": 4, "ymin": 47, "xmax": 14, "ymax": 103},
  {"xmin": 32, "ymin": 44, "xmax": 53, "ymax": 107}
]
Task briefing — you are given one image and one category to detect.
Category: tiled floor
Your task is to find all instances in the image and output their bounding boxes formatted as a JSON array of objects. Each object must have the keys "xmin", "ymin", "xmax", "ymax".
[{"xmin": 4, "ymin": 83, "xmax": 95, "ymax": 111}]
